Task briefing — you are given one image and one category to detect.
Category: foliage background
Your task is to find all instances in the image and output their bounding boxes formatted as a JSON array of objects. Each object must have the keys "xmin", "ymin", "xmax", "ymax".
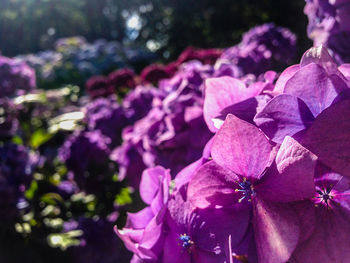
[{"xmin": 0, "ymin": 0, "xmax": 311, "ymax": 60}]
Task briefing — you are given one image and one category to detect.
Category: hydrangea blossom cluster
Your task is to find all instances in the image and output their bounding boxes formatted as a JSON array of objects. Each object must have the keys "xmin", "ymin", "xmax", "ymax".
[
  {"xmin": 16, "ymin": 36, "xmax": 155, "ymax": 88},
  {"xmin": 0, "ymin": 144, "xmax": 37, "ymax": 222},
  {"xmin": 112, "ymin": 60, "xmax": 214, "ymax": 188},
  {"xmin": 0, "ymin": 98, "xmax": 19, "ymax": 138},
  {"xmin": 117, "ymin": 46, "xmax": 350, "ymax": 263},
  {"xmin": 84, "ymin": 95, "xmax": 128, "ymax": 145},
  {"xmin": 218, "ymin": 23, "xmax": 297, "ymax": 76},
  {"xmin": 304, "ymin": 0, "xmax": 350, "ymax": 63},
  {"xmin": 0, "ymin": 56, "xmax": 36, "ymax": 97}
]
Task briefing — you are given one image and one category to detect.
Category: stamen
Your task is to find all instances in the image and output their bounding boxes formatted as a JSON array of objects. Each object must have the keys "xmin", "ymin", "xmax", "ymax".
[
  {"xmin": 235, "ymin": 178, "xmax": 255, "ymax": 203},
  {"xmin": 179, "ymin": 234, "xmax": 194, "ymax": 251}
]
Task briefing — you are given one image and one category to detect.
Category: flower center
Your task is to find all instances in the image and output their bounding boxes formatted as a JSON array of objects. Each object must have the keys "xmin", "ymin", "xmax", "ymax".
[
  {"xmin": 314, "ymin": 186, "xmax": 334, "ymax": 208},
  {"xmin": 179, "ymin": 233, "xmax": 194, "ymax": 251},
  {"xmin": 235, "ymin": 178, "xmax": 255, "ymax": 203}
]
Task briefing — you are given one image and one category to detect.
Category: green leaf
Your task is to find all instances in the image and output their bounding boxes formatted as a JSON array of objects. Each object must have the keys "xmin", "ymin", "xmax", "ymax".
[
  {"xmin": 30, "ymin": 129, "xmax": 53, "ymax": 149},
  {"xmin": 25, "ymin": 181, "xmax": 38, "ymax": 200},
  {"xmin": 115, "ymin": 187, "xmax": 132, "ymax": 206}
]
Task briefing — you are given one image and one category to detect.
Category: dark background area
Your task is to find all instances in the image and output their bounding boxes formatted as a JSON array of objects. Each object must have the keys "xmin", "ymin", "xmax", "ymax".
[{"xmin": 0, "ymin": 0, "xmax": 311, "ymax": 60}]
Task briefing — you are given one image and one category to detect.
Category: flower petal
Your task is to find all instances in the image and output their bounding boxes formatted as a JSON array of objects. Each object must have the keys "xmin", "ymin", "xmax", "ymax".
[
  {"xmin": 274, "ymin": 65, "xmax": 299, "ymax": 94},
  {"xmin": 187, "ymin": 160, "xmax": 240, "ymax": 209},
  {"xmin": 190, "ymin": 206, "xmax": 251, "ymax": 253},
  {"xmin": 212, "ymin": 114, "xmax": 273, "ymax": 179},
  {"xmin": 291, "ymin": 208, "xmax": 350, "ymax": 263},
  {"xmin": 301, "ymin": 99, "xmax": 350, "ymax": 177},
  {"xmin": 254, "ymin": 94, "xmax": 315, "ymax": 143},
  {"xmin": 204, "ymin": 77, "xmax": 262, "ymax": 132},
  {"xmin": 256, "ymin": 136, "xmax": 317, "ymax": 202},
  {"xmin": 140, "ymin": 166, "xmax": 170, "ymax": 205},
  {"xmin": 284, "ymin": 63, "xmax": 348, "ymax": 116},
  {"xmin": 253, "ymin": 198, "xmax": 300, "ymax": 263}
]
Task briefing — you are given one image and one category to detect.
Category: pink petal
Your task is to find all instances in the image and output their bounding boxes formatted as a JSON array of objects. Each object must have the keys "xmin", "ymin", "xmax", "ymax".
[
  {"xmin": 204, "ymin": 77, "xmax": 263, "ymax": 132},
  {"xmin": 211, "ymin": 114, "xmax": 273, "ymax": 179}
]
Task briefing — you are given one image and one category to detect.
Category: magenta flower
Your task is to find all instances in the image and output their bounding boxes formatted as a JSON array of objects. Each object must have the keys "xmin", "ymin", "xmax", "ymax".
[
  {"xmin": 254, "ymin": 46, "xmax": 350, "ymax": 143},
  {"xmin": 203, "ymin": 75, "xmax": 274, "ymax": 132},
  {"xmin": 115, "ymin": 166, "xmax": 171, "ymax": 262},
  {"xmin": 188, "ymin": 114, "xmax": 317, "ymax": 263},
  {"xmin": 290, "ymin": 162, "xmax": 350, "ymax": 262}
]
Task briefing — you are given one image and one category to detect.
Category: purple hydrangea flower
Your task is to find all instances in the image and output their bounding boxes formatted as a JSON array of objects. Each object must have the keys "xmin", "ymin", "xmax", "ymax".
[
  {"xmin": 0, "ymin": 98, "xmax": 18, "ymax": 138},
  {"xmin": 290, "ymin": 162, "xmax": 350, "ymax": 262},
  {"xmin": 304, "ymin": 0, "xmax": 350, "ymax": 63},
  {"xmin": 203, "ymin": 74, "xmax": 274, "ymax": 132},
  {"xmin": 254, "ymin": 46, "xmax": 350, "ymax": 144},
  {"xmin": 0, "ymin": 144, "xmax": 37, "ymax": 221},
  {"xmin": 59, "ymin": 130, "xmax": 111, "ymax": 193},
  {"xmin": 115, "ymin": 166, "xmax": 171, "ymax": 261},
  {"xmin": 0, "ymin": 56, "xmax": 36, "ymax": 97},
  {"xmin": 84, "ymin": 96, "xmax": 128, "ymax": 146},
  {"xmin": 219, "ymin": 23, "xmax": 297, "ymax": 77},
  {"xmin": 122, "ymin": 85, "xmax": 165, "ymax": 123},
  {"xmin": 112, "ymin": 96, "xmax": 212, "ymax": 188},
  {"xmin": 187, "ymin": 114, "xmax": 317, "ymax": 263}
]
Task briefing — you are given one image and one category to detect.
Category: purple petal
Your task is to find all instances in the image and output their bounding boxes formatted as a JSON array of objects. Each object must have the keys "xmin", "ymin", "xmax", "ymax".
[
  {"xmin": 301, "ymin": 99, "xmax": 350, "ymax": 177},
  {"xmin": 254, "ymin": 94, "xmax": 315, "ymax": 143},
  {"xmin": 274, "ymin": 65, "xmax": 299, "ymax": 94},
  {"xmin": 140, "ymin": 166, "xmax": 170, "ymax": 205},
  {"xmin": 126, "ymin": 207, "xmax": 154, "ymax": 229},
  {"xmin": 300, "ymin": 45, "xmax": 339, "ymax": 76},
  {"xmin": 253, "ymin": 198, "xmax": 300, "ymax": 263},
  {"xmin": 284, "ymin": 63, "xmax": 348, "ymax": 116},
  {"xmin": 256, "ymin": 136, "xmax": 317, "ymax": 202},
  {"xmin": 211, "ymin": 114, "xmax": 273, "ymax": 179},
  {"xmin": 162, "ymin": 231, "xmax": 191, "ymax": 263},
  {"xmin": 291, "ymin": 208, "xmax": 350, "ymax": 262},
  {"xmin": 204, "ymin": 77, "xmax": 263, "ymax": 132},
  {"xmin": 219, "ymin": 94, "xmax": 271, "ymax": 125},
  {"xmin": 187, "ymin": 160, "xmax": 240, "ymax": 209},
  {"xmin": 191, "ymin": 206, "xmax": 251, "ymax": 252}
]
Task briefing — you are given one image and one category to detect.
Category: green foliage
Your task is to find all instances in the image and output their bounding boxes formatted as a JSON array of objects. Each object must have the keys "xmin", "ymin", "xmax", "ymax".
[{"xmin": 30, "ymin": 129, "xmax": 53, "ymax": 149}]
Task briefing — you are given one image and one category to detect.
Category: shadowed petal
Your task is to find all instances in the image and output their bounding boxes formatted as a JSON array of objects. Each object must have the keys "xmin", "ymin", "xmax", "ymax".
[
  {"xmin": 204, "ymin": 77, "xmax": 263, "ymax": 132},
  {"xmin": 257, "ymin": 136, "xmax": 317, "ymax": 202},
  {"xmin": 187, "ymin": 160, "xmax": 240, "ymax": 209},
  {"xmin": 254, "ymin": 94, "xmax": 315, "ymax": 143},
  {"xmin": 219, "ymin": 94, "xmax": 271, "ymax": 125},
  {"xmin": 191, "ymin": 206, "xmax": 251, "ymax": 253},
  {"xmin": 301, "ymin": 99, "xmax": 350, "ymax": 177},
  {"xmin": 211, "ymin": 114, "xmax": 273, "ymax": 179},
  {"xmin": 291, "ymin": 208, "xmax": 350, "ymax": 263},
  {"xmin": 253, "ymin": 198, "xmax": 299, "ymax": 263}
]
